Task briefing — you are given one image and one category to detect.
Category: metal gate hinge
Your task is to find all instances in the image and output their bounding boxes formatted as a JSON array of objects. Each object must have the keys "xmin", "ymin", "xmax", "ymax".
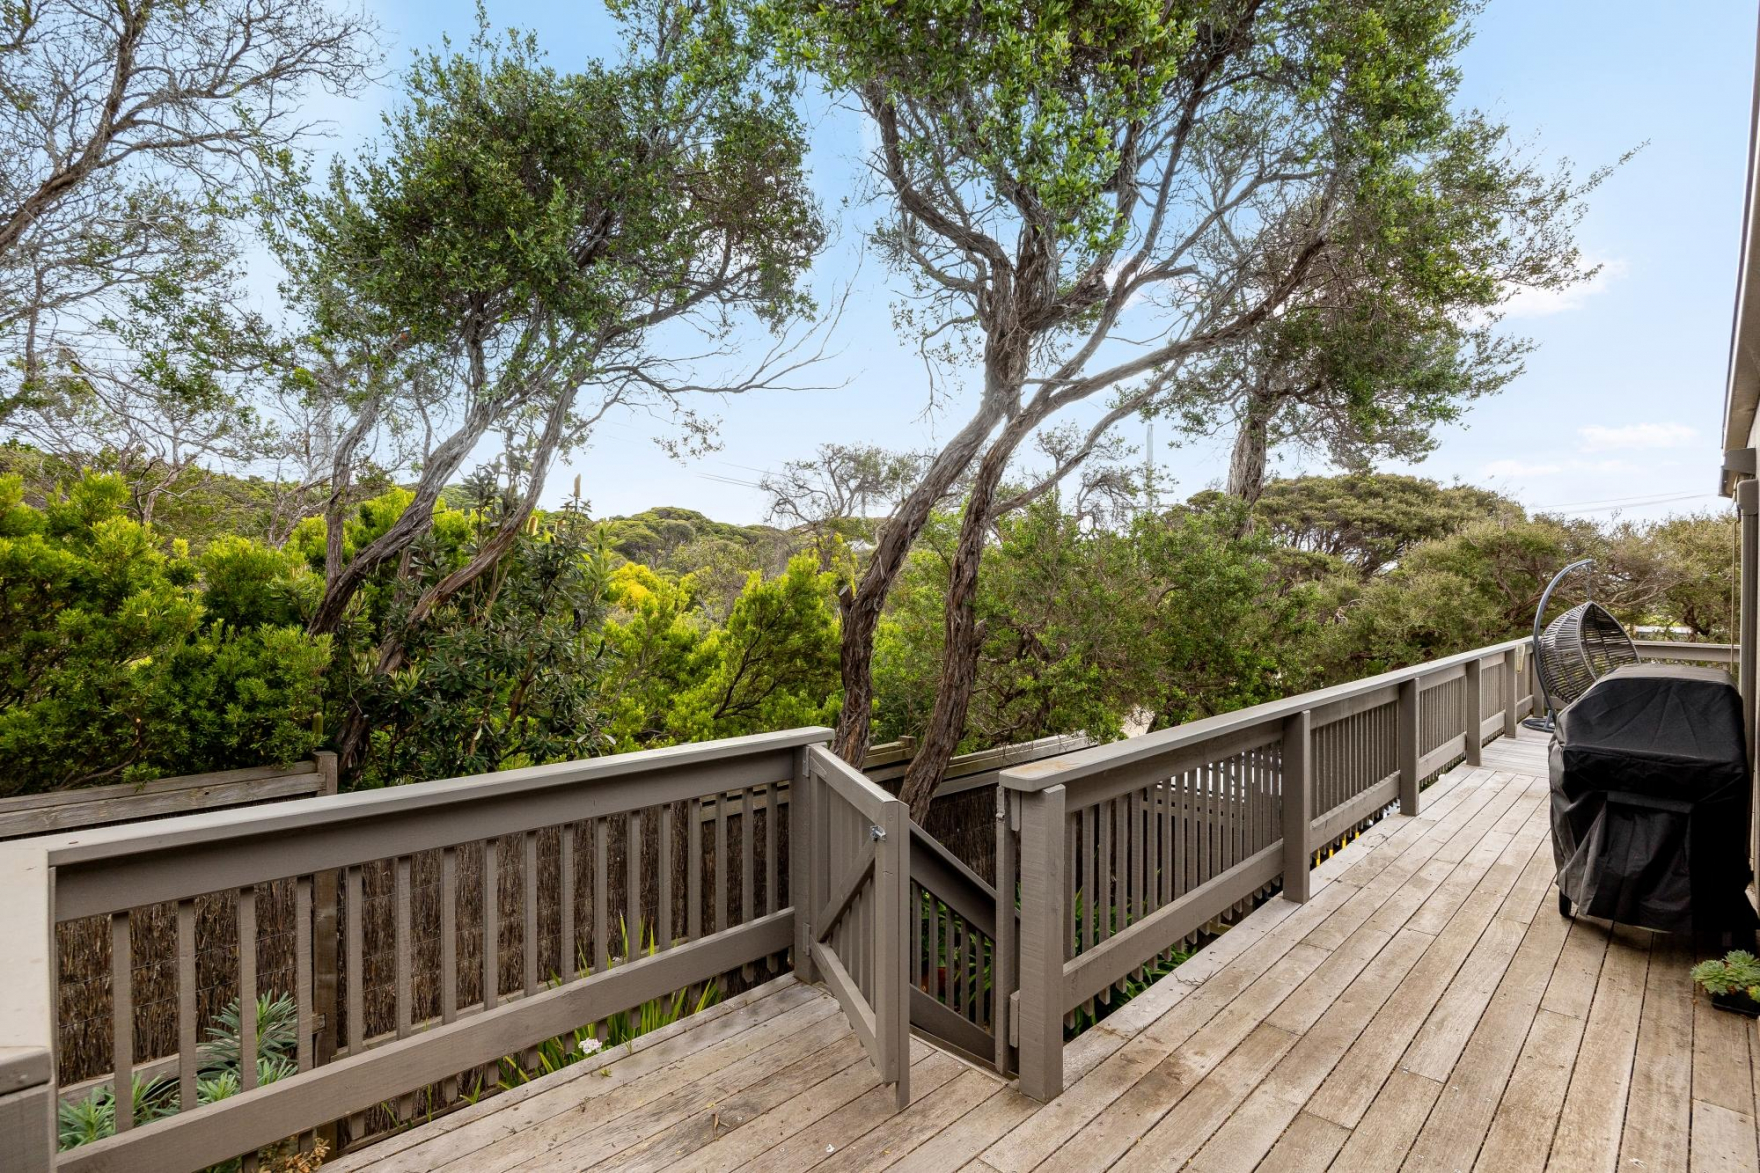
[{"xmin": 869, "ymin": 824, "xmax": 886, "ymax": 841}]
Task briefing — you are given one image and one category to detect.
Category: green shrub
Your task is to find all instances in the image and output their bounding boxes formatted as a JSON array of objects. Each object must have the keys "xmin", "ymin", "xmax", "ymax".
[{"xmin": 1691, "ymin": 950, "xmax": 1760, "ymax": 999}]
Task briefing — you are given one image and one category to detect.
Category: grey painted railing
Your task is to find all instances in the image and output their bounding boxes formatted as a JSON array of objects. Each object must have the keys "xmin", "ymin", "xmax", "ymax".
[
  {"xmin": 996, "ymin": 638, "xmax": 1539, "ymax": 1100},
  {"xmin": 1633, "ymin": 639, "xmax": 1737, "ymax": 666},
  {"xmin": 0, "ymin": 729, "xmax": 842, "ymax": 1172}
]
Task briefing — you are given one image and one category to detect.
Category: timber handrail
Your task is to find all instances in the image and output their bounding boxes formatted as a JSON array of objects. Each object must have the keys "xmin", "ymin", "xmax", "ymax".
[
  {"xmin": 999, "ymin": 638, "xmax": 1530, "ymax": 794},
  {"xmin": 1634, "ymin": 639, "xmax": 1737, "ymax": 663},
  {"xmin": 0, "ymin": 755, "xmax": 338, "ymax": 842}
]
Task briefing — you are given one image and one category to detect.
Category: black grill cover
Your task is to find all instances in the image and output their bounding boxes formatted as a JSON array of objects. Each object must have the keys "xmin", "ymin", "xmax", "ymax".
[{"xmin": 1550, "ymin": 664, "xmax": 1758, "ymax": 933}]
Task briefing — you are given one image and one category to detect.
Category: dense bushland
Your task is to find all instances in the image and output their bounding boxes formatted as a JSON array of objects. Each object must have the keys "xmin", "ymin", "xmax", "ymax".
[{"xmin": 0, "ymin": 464, "xmax": 1729, "ymax": 795}]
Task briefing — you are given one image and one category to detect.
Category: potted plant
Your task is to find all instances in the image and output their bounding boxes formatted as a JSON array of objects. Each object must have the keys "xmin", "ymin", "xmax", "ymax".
[{"xmin": 1690, "ymin": 950, "xmax": 1760, "ymax": 1017}]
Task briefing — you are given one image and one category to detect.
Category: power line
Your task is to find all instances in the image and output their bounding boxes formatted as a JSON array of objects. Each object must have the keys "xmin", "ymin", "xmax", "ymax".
[{"xmin": 1534, "ymin": 490, "xmax": 1722, "ymax": 514}]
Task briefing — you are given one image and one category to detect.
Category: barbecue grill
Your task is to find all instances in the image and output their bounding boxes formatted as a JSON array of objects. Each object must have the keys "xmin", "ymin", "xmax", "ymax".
[{"xmin": 1550, "ymin": 664, "xmax": 1758, "ymax": 933}]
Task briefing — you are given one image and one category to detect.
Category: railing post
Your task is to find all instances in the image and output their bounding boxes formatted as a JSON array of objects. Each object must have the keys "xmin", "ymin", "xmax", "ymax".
[
  {"xmin": 993, "ymin": 784, "xmax": 1017, "ymax": 1075},
  {"xmin": 790, "ymin": 747, "xmax": 816, "ymax": 984},
  {"xmin": 876, "ymin": 797, "xmax": 911, "ymax": 1111},
  {"xmin": 1740, "ymin": 480, "xmax": 1759, "ymax": 888},
  {"xmin": 1528, "ymin": 649, "xmax": 1545, "ymax": 722},
  {"xmin": 312, "ymin": 751, "xmax": 340, "ymax": 1071},
  {"xmin": 1502, "ymin": 648, "xmax": 1521, "ymax": 738},
  {"xmin": 0, "ymin": 844, "xmax": 56, "ymax": 1171},
  {"xmin": 1015, "ymin": 784, "xmax": 1066, "ymax": 1102},
  {"xmin": 1739, "ymin": 480, "xmax": 1758, "ymax": 765},
  {"xmin": 1464, "ymin": 658, "xmax": 1483, "ymax": 767},
  {"xmin": 1281, "ymin": 710, "xmax": 1312, "ymax": 903},
  {"xmin": 1398, "ymin": 678, "xmax": 1421, "ymax": 816}
]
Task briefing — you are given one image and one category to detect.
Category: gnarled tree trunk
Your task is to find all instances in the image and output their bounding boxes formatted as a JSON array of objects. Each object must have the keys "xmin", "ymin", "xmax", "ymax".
[
  {"xmin": 832, "ymin": 403, "xmax": 1001, "ymax": 765},
  {"xmin": 1226, "ymin": 380, "xmax": 1277, "ymax": 509},
  {"xmin": 896, "ymin": 390, "xmax": 1043, "ymax": 822}
]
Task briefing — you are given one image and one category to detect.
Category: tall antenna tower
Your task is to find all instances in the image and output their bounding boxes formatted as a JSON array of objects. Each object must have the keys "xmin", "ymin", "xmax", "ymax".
[{"xmin": 1142, "ymin": 421, "xmax": 1155, "ymax": 515}]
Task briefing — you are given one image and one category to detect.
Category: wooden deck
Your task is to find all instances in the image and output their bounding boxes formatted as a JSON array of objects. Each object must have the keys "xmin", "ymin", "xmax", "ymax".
[{"xmin": 331, "ymin": 728, "xmax": 1760, "ymax": 1173}]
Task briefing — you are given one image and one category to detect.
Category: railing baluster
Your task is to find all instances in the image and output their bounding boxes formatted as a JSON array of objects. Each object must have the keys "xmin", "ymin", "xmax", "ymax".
[
  {"xmin": 1132, "ymin": 787, "xmax": 1146, "ymax": 940},
  {"xmin": 593, "ymin": 818, "xmax": 609, "ymax": 970},
  {"xmin": 927, "ymin": 886, "xmax": 941, "ymax": 1002},
  {"xmin": 524, "ymin": 831, "xmax": 539, "ymax": 997},
  {"xmin": 111, "ymin": 909, "xmax": 133, "ymax": 1132},
  {"xmin": 954, "ymin": 914, "xmax": 966, "ymax": 1020},
  {"xmin": 1070, "ymin": 803, "xmax": 1084, "ymax": 1014},
  {"xmin": 1504, "ymin": 648, "xmax": 1521, "ymax": 737},
  {"xmin": 741, "ymin": 788, "xmax": 755, "ymax": 928},
  {"xmin": 395, "ymin": 858, "xmax": 411, "ymax": 1040},
  {"xmin": 395, "ymin": 856, "xmax": 414, "ymax": 1120},
  {"xmin": 177, "ymin": 898, "xmax": 197, "ymax": 1116},
  {"xmin": 559, "ymin": 826, "xmax": 575, "ymax": 975},
  {"xmin": 1399, "ymin": 678, "xmax": 1421, "ymax": 814},
  {"xmin": 714, "ymin": 790, "xmax": 729, "ymax": 935},
  {"xmin": 296, "ymin": 875, "xmax": 313, "ymax": 1072},
  {"xmin": 1283, "ymin": 711, "xmax": 1313, "ymax": 903},
  {"xmin": 239, "ymin": 885, "xmax": 257, "ymax": 1093},
  {"xmin": 914, "ymin": 887, "xmax": 922, "ymax": 1003},
  {"xmin": 345, "ymin": 864, "xmax": 364, "ymax": 1139},
  {"xmin": 1065, "ymin": 807, "xmax": 1078, "ymax": 969},
  {"xmin": 483, "ymin": 839, "xmax": 499, "ymax": 1009},
  {"xmin": 687, "ymin": 797, "xmax": 703, "ymax": 943},
  {"xmin": 1185, "ymin": 770, "xmax": 1198, "ymax": 903},
  {"xmin": 791, "ymin": 749, "xmax": 814, "ymax": 982},
  {"xmin": 441, "ymin": 844, "xmax": 458, "ymax": 1100},
  {"xmin": 627, "ymin": 810, "xmax": 643, "ymax": 954},
  {"xmin": 765, "ymin": 783, "xmax": 779, "ymax": 921},
  {"xmin": 1465, "ymin": 657, "xmax": 1484, "ymax": 766},
  {"xmin": 658, "ymin": 807, "xmax": 672, "ymax": 952}
]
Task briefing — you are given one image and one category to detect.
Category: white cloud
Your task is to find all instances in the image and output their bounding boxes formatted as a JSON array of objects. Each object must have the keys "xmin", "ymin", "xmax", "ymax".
[
  {"xmin": 1483, "ymin": 459, "xmax": 1563, "ymax": 479},
  {"xmin": 1577, "ymin": 421, "xmax": 1697, "ymax": 452},
  {"xmin": 1500, "ymin": 257, "xmax": 1629, "ymax": 319}
]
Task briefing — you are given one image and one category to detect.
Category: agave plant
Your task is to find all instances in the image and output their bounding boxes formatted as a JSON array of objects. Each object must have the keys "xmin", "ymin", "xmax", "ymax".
[
  {"xmin": 56, "ymin": 1074, "xmax": 176, "ymax": 1149},
  {"xmin": 200, "ymin": 992, "xmax": 300, "ymax": 1074},
  {"xmin": 58, "ymin": 992, "xmax": 302, "ymax": 1153}
]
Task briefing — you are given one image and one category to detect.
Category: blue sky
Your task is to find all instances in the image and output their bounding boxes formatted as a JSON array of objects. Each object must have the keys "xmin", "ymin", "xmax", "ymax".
[{"xmin": 308, "ymin": 1, "xmax": 1760, "ymax": 525}]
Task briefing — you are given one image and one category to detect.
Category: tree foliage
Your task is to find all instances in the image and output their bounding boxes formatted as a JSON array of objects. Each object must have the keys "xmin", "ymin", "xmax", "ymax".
[
  {"xmin": 0, "ymin": 473, "xmax": 327, "ymax": 793},
  {"xmin": 600, "ymin": 553, "xmax": 841, "ymax": 749},
  {"xmin": 764, "ymin": 0, "xmax": 1610, "ymax": 816}
]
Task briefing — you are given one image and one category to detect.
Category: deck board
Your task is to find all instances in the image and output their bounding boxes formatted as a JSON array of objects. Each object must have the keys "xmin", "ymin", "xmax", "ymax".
[{"xmin": 337, "ymin": 728, "xmax": 1759, "ymax": 1172}]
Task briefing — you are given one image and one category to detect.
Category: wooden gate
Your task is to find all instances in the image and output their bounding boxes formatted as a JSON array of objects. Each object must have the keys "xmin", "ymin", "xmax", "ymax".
[{"xmin": 799, "ymin": 746, "xmax": 910, "ymax": 1109}]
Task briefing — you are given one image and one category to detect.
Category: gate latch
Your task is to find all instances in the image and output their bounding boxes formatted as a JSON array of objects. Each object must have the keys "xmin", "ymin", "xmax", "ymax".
[{"xmin": 869, "ymin": 824, "xmax": 886, "ymax": 842}]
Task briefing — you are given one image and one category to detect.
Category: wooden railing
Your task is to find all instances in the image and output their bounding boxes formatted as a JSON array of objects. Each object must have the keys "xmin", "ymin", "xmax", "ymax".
[
  {"xmin": 1, "ymin": 756, "xmax": 345, "ymax": 1110},
  {"xmin": 0, "ymin": 729, "xmax": 840, "ymax": 1173},
  {"xmin": 1634, "ymin": 639, "xmax": 1737, "ymax": 667},
  {"xmin": 995, "ymin": 638, "xmax": 1539, "ymax": 1100},
  {"xmin": 0, "ymin": 756, "xmax": 338, "ymax": 842}
]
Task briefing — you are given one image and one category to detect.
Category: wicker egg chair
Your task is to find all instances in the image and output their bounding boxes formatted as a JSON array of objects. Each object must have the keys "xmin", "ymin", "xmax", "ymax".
[{"xmin": 1527, "ymin": 559, "xmax": 1641, "ymax": 730}]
